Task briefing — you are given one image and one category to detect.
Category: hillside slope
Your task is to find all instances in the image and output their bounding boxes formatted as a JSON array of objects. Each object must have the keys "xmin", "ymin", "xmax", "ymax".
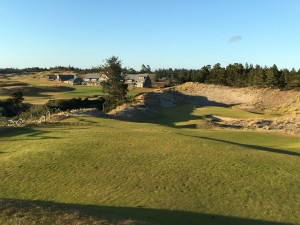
[
  {"xmin": 176, "ymin": 82, "xmax": 300, "ymax": 114},
  {"xmin": 109, "ymin": 83, "xmax": 300, "ymax": 134}
]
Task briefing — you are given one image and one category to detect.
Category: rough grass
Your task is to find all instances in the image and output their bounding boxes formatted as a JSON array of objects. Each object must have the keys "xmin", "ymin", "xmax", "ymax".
[{"xmin": 0, "ymin": 105, "xmax": 299, "ymax": 224}]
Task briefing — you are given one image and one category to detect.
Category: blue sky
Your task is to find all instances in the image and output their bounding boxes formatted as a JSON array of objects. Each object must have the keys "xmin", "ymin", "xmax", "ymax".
[{"xmin": 0, "ymin": 0, "xmax": 300, "ymax": 70}]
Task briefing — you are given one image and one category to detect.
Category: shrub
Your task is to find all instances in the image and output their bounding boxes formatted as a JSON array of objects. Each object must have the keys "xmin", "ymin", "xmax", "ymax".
[
  {"xmin": 46, "ymin": 97, "xmax": 105, "ymax": 111},
  {"xmin": 17, "ymin": 105, "xmax": 54, "ymax": 120},
  {"xmin": 0, "ymin": 92, "xmax": 29, "ymax": 117}
]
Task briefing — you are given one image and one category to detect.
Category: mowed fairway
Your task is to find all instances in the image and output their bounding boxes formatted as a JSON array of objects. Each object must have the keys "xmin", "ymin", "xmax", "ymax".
[
  {"xmin": 0, "ymin": 74, "xmax": 146, "ymax": 104},
  {"xmin": 0, "ymin": 105, "xmax": 299, "ymax": 225},
  {"xmin": 0, "ymin": 74, "xmax": 106, "ymax": 104}
]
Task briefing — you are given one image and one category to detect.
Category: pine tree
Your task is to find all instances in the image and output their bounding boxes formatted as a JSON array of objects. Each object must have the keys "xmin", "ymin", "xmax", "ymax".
[
  {"xmin": 265, "ymin": 64, "xmax": 280, "ymax": 87},
  {"xmin": 102, "ymin": 56, "xmax": 128, "ymax": 101},
  {"xmin": 209, "ymin": 63, "xmax": 222, "ymax": 84},
  {"xmin": 286, "ymin": 68, "xmax": 300, "ymax": 88},
  {"xmin": 253, "ymin": 65, "xmax": 266, "ymax": 87}
]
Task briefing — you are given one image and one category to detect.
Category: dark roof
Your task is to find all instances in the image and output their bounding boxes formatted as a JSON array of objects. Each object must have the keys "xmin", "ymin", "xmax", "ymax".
[
  {"xmin": 68, "ymin": 77, "xmax": 82, "ymax": 83},
  {"xmin": 58, "ymin": 74, "xmax": 75, "ymax": 80}
]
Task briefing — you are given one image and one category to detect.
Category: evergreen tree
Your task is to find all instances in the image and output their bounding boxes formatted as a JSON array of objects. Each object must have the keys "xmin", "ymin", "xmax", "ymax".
[
  {"xmin": 208, "ymin": 63, "xmax": 222, "ymax": 84},
  {"xmin": 153, "ymin": 63, "xmax": 299, "ymax": 89},
  {"xmin": 246, "ymin": 64, "xmax": 255, "ymax": 86},
  {"xmin": 140, "ymin": 64, "xmax": 151, "ymax": 73},
  {"xmin": 102, "ymin": 56, "xmax": 128, "ymax": 101},
  {"xmin": 225, "ymin": 64, "xmax": 245, "ymax": 86},
  {"xmin": 192, "ymin": 66, "xmax": 210, "ymax": 83},
  {"xmin": 286, "ymin": 68, "xmax": 300, "ymax": 88},
  {"xmin": 253, "ymin": 65, "xmax": 266, "ymax": 87},
  {"xmin": 177, "ymin": 69, "xmax": 190, "ymax": 83},
  {"xmin": 217, "ymin": 67, "xmax": 227, "ymax": 85},
  {"xmin": 265, "ymin": 64, "xmax": 280, "ymax": 87},
  {"xmin": 235, "ymin": 63, "xmax": 245, "ymax": 86}
]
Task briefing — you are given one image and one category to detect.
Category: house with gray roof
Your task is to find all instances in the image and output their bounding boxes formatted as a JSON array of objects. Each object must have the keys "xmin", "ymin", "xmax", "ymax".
[
  {"xmin": 125, "ymin": 74, "xmax": 152, "ymax": 88},
  {"xmin": 83, "ymin": 73, "xmax": 108, "ymax": 85},
  {"xmin": 64, "ymin": 77, "xmax": 83, "ymax": 85}
]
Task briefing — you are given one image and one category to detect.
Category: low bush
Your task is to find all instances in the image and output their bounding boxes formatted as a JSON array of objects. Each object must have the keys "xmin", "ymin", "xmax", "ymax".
[
  {"xmin": 46, "ymin": 97, "xmax": 105, "ymax": 111},
  {"xmin": 0, "ymin": 92, "xmax": 29, "ymax": 117}
]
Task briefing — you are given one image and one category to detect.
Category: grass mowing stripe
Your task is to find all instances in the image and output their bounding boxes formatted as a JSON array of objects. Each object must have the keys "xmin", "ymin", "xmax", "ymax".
[{"xmin": 0, "ymin": 116, "xmax": 299, "ymax": 224}]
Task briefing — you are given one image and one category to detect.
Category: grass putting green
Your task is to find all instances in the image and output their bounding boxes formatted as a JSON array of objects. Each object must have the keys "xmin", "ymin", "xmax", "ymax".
[{"xmin": 0, "ymin": 107, "xmax": 299, "ymax": 224}]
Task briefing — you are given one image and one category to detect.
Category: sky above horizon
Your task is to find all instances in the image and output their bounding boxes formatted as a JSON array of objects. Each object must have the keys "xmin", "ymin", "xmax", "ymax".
[{"xmin": 1, "ymin": 0, "xmax": 300, "ymax": 70}]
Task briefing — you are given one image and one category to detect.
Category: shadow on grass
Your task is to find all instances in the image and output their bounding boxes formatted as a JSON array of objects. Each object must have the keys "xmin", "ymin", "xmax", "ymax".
[
  {"xmin": 127, "ymin": 92, "xmax": 300, "ymax": 157},
  {"xmin": 0, "ymin": 198, "xmax": 292, "ymax": 225},
  {"xmin": 1, "ymin": 86, "xmax": 76, "ymax": 98},
  {"xmin": 76, "ymin": 118, "xmax": 99, "ymax": 124},
  {"xmin": 178, "ymin": 134, "xmax": 300, "ymax": 157},
  {"xmin": 143, "ymin": 104, "xmax": 200, "ymax": 127},
  {"xmin": 0, "ymin": 81, "xmax": 29, "ymax": 87},
  {"xmin": 129, "ymin": 91, "xmax": 240, "ymax": 129},
  {"xmin": 0, "ymin": 127, "xmax": 61, "ymax": 140}
]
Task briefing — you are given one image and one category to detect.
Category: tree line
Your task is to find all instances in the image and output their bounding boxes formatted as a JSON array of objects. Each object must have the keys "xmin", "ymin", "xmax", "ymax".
[
  {"xmin": 2, "ymin": 62, "xmax": 300, "ymax": 89},
  {"xmin": 0, "ymin": 66, "xmax": 99, "ymax": 75},
  {"xmin": 0, "ymin": 67, "xmax": 49, "ymax": 74},
  {"xmin": 155, "ymin": 63, "xmax": 300, "ymax": 89}
]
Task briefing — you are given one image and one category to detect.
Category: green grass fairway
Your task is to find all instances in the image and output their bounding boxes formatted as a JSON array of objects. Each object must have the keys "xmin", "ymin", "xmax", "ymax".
[
  {"xmin": 193, "ymin": 106, "xmax": 283, "ymax": 118},
  {"xmin": 0, "ymin": 75, "xmax": 105, "ymax": 104},
  {"xmin": 0, "ymin": 105, "xmax": 299, "ymax": 224},
  {"xmin": 0, "ymin": 74, "xmax": 147, "ymax": 104},
  {"xmin": 147, "ymin": 105, "xmax": 283, "ymax": 130}
]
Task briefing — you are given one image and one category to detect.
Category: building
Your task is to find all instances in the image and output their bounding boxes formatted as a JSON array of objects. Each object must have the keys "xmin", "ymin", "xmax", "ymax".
[
  {"xmin": 125, "ymin": 74, "xmax": 152, "ymax": 88},
  {"xmin": 47, "ymin": 74, "xmax": 76, "ymax": 82},
  {"xmin": 57, "ymin": 74, "xmax": 76, "ymax": 81},
  {"xmin": 83, "ymin": 73, "xmax": 108, "ymax": 85},
  {"xmin": 64, "ymin": 77, "xmax": 83, "ymax": 85}
]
